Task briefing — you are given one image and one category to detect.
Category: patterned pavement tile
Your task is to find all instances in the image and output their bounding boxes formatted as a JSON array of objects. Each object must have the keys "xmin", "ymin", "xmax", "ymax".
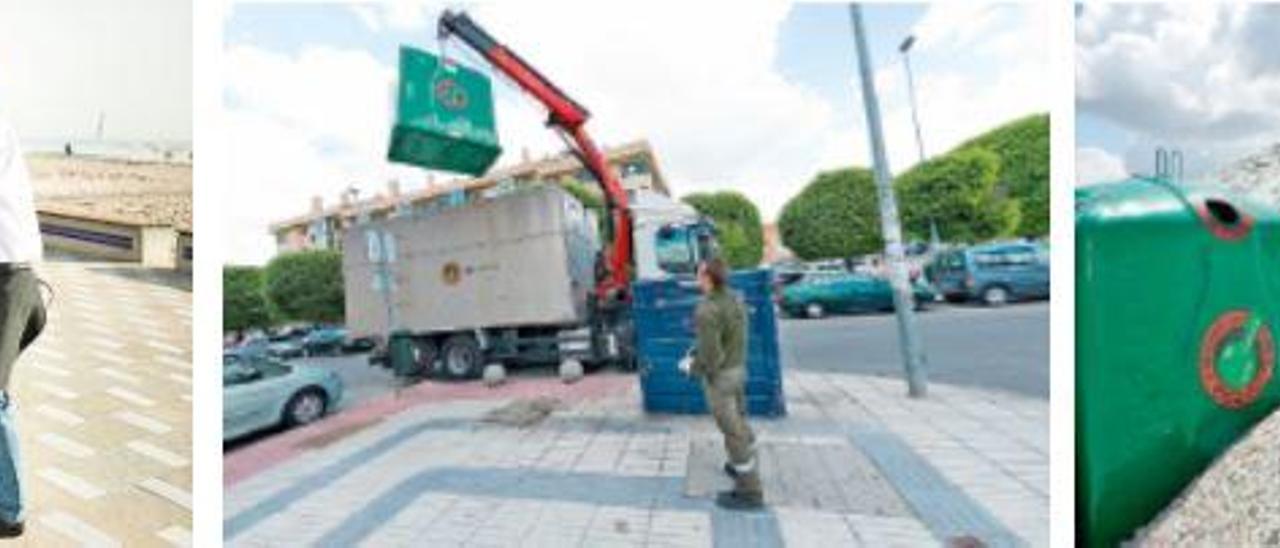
[{"xmin": 9, "ymin": 260, "xmax": 190, "ymax": 546}]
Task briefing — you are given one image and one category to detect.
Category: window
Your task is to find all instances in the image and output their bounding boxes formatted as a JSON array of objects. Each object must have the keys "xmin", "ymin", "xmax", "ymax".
[{"xmin": 655, "ymin": 225, "xmax": 696, "ymax": 275}]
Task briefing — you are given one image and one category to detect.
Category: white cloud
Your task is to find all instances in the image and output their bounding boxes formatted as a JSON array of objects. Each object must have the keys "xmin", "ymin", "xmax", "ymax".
[
  {"xmin": 0, "ymin": 0, "xmax": 191, "ymax": 142},
  {"xmin": 1076, "ymin": 147, "xmax": 1128, "ymax": 186},
  {"xmin": 1077, "ymin": 4, "xmax": 1280, "ymax": 169},
  {"xmin": 225, "ymin": 1, "xmax": 1050, "ymax": 264}
]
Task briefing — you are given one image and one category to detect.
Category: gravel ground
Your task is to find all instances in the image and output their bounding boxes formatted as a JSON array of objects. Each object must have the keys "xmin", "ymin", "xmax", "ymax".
[
  {"xmin": 1219, "ymin": 144, "xmax": 1280, "ymax": 207},
  {"xmin": 1137, "ymin": 410, "xmax": 1280, "ymax": 546},
  {"xmin": 27, "ymin": 153, "xmax": 192, "ymax": 230}
]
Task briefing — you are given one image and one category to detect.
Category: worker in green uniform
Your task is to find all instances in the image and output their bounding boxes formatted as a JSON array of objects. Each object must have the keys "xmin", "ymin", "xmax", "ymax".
[{"xmin": 680, "ymin": 257, "xmax": 763, "ymax": 510}]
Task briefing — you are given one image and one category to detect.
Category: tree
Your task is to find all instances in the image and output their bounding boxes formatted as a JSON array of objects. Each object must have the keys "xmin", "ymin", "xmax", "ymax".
[
  {"xmin": 894, "ymin": 148, "xmax": 1020, "ymax": 243},
  {"xmin": 952, "ymin": 113, "xmax": 1049, "ymax": 236},
  {"xmin": 778, "ymin": 168, "xmax": 883, "ymax": 260},
  {"xmin": 558, "ymin": 177, "xmax": 607, "ymax": 236},
  {"xmin": 224, "ymin": 266, "xmax": 270, "ymax": 334},
  {"xmin": 681, "ymin": 191, "xmax": 764, "ymax": 268},
  {"xmin": 263, "ymin": 250, "xmax": 345, "ymax": 324}
]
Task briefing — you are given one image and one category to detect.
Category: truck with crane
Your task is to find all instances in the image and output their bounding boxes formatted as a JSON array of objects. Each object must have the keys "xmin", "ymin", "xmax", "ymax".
[{"xmin": 351, "ymin": 11, "xmax": 719, "ymax": 380}]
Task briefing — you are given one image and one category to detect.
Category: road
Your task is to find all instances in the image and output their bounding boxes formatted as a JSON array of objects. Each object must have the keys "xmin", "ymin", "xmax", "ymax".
[
  {"xmin": 281, "ymin": 301, "xmax": 1048, "ymax": 419},
  {"xmin": 781, "ymin": 301, "xmax": 1049, "ymax": 398}
]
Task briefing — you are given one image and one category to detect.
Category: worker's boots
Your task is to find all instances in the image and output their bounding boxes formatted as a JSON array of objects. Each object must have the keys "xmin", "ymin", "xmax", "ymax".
[{"xmin": 716, "ymin": 488, "xmax": 764, "ymax": 511}]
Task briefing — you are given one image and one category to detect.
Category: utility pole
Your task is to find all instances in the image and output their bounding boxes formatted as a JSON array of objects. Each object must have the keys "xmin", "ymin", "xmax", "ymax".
[{"xmin": 850, "ymin": 3, "xmax": 928, "ymax": 397}]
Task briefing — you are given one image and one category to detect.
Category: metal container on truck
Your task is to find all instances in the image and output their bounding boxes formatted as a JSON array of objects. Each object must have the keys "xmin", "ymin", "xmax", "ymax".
[
  {"xmin": 1076, "ymin": 176, "xmax": 1280, "ymax": 546},
  {"xmin": 344, "ymin": 185, "xmax": 600, "ymax": 378}
]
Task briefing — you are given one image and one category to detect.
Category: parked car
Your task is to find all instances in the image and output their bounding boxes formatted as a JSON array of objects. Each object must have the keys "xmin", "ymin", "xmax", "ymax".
[
  {"xmin": 341, "ymin": 335, "xmax": 377, "ymax": 354},
  {"xmin": 223, "ymin": 355, "xmax": 344, "ymax": 441},
  {"xmin": 779, "ymin": 271, "xmax": 935, "ymax": 319},
  {"xmin": 931, "ymin": 242, "xmax": 1049, "ymax": 306},
  {"xmin": 226, "ymin": 336, "xmax": 270, "ymax": 362},
  {"xmin": 302, "ymin": 327, "xmax": 347, "ymax": 356},
  {"xmin": 266, "ymin": 333, "xmax": 305, "ymax": 360}
]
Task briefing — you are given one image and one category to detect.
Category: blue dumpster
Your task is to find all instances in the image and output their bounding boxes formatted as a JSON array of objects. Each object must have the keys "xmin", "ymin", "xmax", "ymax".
[{"xmin": 633, "ymin": 269, "xmax": 786, "ymax": 416}]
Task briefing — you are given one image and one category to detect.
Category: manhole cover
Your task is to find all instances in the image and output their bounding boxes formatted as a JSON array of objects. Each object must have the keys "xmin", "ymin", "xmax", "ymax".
[
  {"xmin": 481, "ymin": 396, "xmax": 562, "ymax": 427},
  {"xmin": 685, "ymin": 439, "xmax": 911, "ymax": 516}
]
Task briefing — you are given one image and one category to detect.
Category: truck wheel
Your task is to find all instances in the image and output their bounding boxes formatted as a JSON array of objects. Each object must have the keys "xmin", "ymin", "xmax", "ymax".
[
  {"xmin": 412, "ymin": 338, "xmax": 439, "ymax": 377},
  {"xmin": 442, "ymin": 334, "xmax": 482, "ymax": 380}
]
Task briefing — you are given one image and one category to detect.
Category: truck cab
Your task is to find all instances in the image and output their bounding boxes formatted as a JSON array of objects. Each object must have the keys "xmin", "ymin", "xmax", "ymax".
[{"xmin": 628, "ymin": 189, "xmax": 717, "ymax": 281}]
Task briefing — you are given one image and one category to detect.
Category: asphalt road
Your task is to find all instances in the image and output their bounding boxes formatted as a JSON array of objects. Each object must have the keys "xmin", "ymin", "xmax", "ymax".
[
  {"xmin": 228, "ymin": 300, "xmax": 1048, "ymax": 449},
  {"xmin": 781, "ymin": 301, "xmax": 1050, "ymax": 399}
]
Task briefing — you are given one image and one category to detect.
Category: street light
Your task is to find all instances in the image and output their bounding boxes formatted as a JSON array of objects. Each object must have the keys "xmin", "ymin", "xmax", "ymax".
[
  {"xmin": 900, "ymin": 34, "xmax": 941, "ymax": 251},
  {"xmin": 898, "ymin": 34, "xmax": 926, "ymax": 163}
]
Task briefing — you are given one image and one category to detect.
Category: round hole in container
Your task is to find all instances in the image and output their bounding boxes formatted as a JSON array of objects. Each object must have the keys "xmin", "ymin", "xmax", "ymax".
[{"xmin": 1205, "ymin": 198, "xmax": 1241, "ymax": 226}]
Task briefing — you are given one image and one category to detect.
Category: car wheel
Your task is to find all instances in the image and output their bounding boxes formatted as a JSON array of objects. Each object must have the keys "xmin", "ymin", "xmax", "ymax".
[
  {"xmin": 441, "ymin": 334, "xmax": 483, "ymax": 380},
  {"xmin": 981, "ymin": 285, "xmax": 1010, "ymax": 307},
  {"xmin": 805, "ymin": 303, "xmax": 825, "ymax": 319},
  {"xmin": 283, "ymin": 389, "xmax": 327, "ymax": 427}
]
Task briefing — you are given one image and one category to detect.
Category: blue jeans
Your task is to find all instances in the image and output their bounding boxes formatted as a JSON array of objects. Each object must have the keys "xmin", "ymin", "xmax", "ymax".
[{"xmin": 0, "ymin": 393, "xmax": 21, "ymax": 523}]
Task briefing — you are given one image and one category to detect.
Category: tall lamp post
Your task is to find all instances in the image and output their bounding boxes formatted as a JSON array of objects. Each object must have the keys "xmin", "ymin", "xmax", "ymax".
[
  {"xmin": 898, "ymin": 34, "xmax": 926, "ymax": 163},
  {"xmin": 900, "ymin": 34, "xmax": 941, "ymax": 251},
  {"xmin": 850, "ymin": 3, "xmax": 929, "ymax": 397}
]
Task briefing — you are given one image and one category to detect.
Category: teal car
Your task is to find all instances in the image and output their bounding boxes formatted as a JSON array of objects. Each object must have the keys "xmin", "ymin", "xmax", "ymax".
[
  {"xmin": 779, "ymin": 271, "xmax": 935, "ymax": 319},
  {"xmin": 223, "ymin": 356, "xmax": 344, "ymax": 441}
]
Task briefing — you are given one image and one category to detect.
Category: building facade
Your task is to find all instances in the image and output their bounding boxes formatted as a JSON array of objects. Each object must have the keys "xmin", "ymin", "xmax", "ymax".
[{"xmin": 270, "ymin": 140, "xmax": 667, "ymax": 254}]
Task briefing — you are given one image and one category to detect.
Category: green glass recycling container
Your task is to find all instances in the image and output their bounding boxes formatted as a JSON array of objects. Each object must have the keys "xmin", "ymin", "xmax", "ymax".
[
  {"xmin": 388, "ymin": 46, "xmax": 501, "ymax": 176},
  {"xmin": 1077, "ymin": 177, "xmax": 1280, "ymax": 547}
]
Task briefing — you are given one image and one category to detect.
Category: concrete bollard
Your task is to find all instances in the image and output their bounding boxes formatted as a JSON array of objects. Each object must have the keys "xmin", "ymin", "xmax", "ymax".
[
  {"xmin": 559, "ymin": 359, "xmax": 584, "ymax": 384},
  {"xmin": 482, "ymin": 363, "xmax": 507, "ymax": 387}
]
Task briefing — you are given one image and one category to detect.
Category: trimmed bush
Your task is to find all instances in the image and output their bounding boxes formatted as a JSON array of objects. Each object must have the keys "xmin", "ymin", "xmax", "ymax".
[
  {"xmin": 682, "ymin": 191, "xmax": 764, "ymax": 268},
  {"xmin": 778, "ymin": 168, "xmax": 883, "ymax": 260},
  {"xmin": 263, "ymin": 250, "xmax": 345, "ymax": 324}
]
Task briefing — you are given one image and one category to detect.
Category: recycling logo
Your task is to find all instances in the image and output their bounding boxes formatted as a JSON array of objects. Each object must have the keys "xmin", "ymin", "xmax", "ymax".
[{"xmin": 434, "ymin": 78, "xmax": 469, "ymax": 111}]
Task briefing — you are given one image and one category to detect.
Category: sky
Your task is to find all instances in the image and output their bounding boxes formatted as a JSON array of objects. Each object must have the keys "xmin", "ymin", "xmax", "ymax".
[
  {"xmin": 0, "ymin": 0, "xmax": 192, "ymax": 144},
  {"xmin": 224, "ymin": 1, "xmax": 1049, "ymax": 265},
  {"xmin": 1076, "ymin": 4, "xmax": 1280, "ymax": 185}
]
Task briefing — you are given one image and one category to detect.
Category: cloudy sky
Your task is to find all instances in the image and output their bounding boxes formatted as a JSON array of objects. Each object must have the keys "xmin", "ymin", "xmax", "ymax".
[
  {"xmin": 224, "ymin": 1, "xmax": 1048, "ymax": 265},
  {"xmin": 0, "ymin": 0, "xmax": 192, "ymax": 145},
  {"xmin": 1077, "ymin": 4, "xmax": 1280, "ymax": 185}
]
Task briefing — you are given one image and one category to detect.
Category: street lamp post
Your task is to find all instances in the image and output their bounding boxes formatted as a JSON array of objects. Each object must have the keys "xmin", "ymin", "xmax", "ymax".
[
  {"xmin": 900, "ymin": 34, "xmax": 941, "ymax": 251},
  {"xmin": 850, "ymin": 3, "xmax": 929, "ymax": 397},
  {"xmin": 898, "ymin": 34, "xmax": 926, "ymax": 163}
]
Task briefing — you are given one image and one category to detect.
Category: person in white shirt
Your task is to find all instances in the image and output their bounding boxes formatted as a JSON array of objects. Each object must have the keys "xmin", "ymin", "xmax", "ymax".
[{"xmin": 0, "ymin": 114, "xmax": 46, "ymax": 538}]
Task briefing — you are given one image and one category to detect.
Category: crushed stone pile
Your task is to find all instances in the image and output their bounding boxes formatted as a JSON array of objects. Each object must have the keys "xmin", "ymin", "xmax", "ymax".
[
  {"xmin": 1136, "ymin": 410, "xmax": 1280, "ymax": 546},
  {"xmin": 1219, "ymin": 144, "xmax": 1280, "ymax": 207},
  {"xmin": 481, "ymin": 396, "xmax": 562, "ymax": 428}
]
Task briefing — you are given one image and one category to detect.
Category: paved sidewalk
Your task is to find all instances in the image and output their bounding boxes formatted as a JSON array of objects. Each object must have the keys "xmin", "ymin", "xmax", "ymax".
[
  {"xmin": 12, "ymin": 260, "xmax": 191, "ymax": 546},
  {"xmin": 225, "ymin": 370, "xmax": 1047, "ymax": 547}
]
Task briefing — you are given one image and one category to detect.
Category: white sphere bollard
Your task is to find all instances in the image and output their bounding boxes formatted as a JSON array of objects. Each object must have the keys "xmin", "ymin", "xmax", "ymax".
[
  {"xmin": 559, "ymin": 359, "xmax": 584, "ymax": 384},
  {"xmin": 482, "ymin": 363, "xmax": 507, "ymax": 387}
]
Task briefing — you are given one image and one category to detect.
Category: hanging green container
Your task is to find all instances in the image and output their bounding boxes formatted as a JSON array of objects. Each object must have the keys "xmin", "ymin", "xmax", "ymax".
[
  {"xmin": 1076, "ymin": 177, "xmax": 1280, "ymax": 546},
  {"xmin": 388, "ymin": 46, "xmax": 501, "ymax": 175}
]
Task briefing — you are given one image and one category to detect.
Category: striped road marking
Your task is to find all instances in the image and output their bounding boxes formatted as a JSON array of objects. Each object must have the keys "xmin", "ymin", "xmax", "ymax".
[
  {"xmin": 146, "ymin": 341, "xmax": 185, "ymax": 355},
  {"xmin": 34, "ymin": 405, "xmax": 84, "ymax": 427},
  {"xmin": 29, "ymin": 362, "xmax": 71, "ymax": 377},
  {"xmin": 38, "ymin": 468, "xmax": 105, "ymax": 499},
  {"xmin": 32, "ymin": 381, "xmax": 78, "ymax": 400},
  {"xmin": 166, "ymin": 374, "xmax": 191, "ymax": 387},
  {"xmin": 106, "ymin": 387, "xmax": 155, "ymax": 407},
  {"xmin": 39, "ymin": 511, "xmax": 120, "ymax": 547},
  {"xmin": 97, "ymin": 367, "xmax": 142, "ymax": 385},
  {"xmin": 38, "ymin": 433, "xmax": 95, "ymax": 458},
  {"xmin": 126, "ymin": 441, "xmax": 188, "ymax": 468},
  {"xmin": 156, "ymin": 525, "xmax": 191, "ymax": 547},
  {"xmin": 113, "ymin": 411, "xmax": 171, "ymax": 434},
  {"xmin": 138, "ymin": 477, "xmax": 191, "ymax": 511}
]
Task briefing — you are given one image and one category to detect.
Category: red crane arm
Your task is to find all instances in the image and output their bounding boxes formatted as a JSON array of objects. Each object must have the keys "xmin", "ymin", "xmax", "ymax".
[{"xmin": 438, "ymin": 11, "xmax": 632, "ymax": 301}]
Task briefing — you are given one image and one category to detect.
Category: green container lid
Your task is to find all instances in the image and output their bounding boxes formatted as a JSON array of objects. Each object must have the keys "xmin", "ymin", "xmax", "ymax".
[
  {"xmin": 388, "ymin": 46, "xmax": 501, "ymax": 175},
  {"xmin": 1076, "ymin": 178, "xmax": 1280, "ymax": 546}
]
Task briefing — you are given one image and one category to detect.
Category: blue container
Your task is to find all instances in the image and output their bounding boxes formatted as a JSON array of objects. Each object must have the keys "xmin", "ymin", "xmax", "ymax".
[{"xmin": 633, "ymin": 269, "xmax": 786, "ymax": 417}]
